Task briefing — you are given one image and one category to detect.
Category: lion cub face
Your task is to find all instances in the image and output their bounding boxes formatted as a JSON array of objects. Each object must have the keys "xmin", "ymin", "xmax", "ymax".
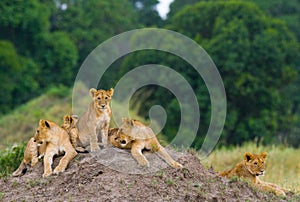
[
  {"xmin": 61, "ymin": 115, "xmax": 78, "ymax": 130},
  {"xmin": 34, "ymin": 120, "xmax": 53, "ymax": 145},
  {"xmin": 109, "ymin": 128, "xmax": 133, "ymax": 149},
  {"xmin": 115, "ymin": 132, "xmax": 133, "ymax": 148},
  {"xmin": 244, "ymin": 152, "xmax": 267, "ymax": 176},
  {"xmin": 90, "ymin": 88, "xmax": 114, "ymax": 110}
]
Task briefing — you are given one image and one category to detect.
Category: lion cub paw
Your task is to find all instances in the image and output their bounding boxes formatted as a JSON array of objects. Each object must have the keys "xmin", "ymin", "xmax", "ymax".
[
  {"xmin": 43, "ymin": 172, "xmax": 52, "ymax": 178},
  {"xmin": 274, "ymin": 189, "xmax": 286, "ymax": 197},
  {"xmin": 138, "ymin": 160, "xmax": 150, "ymax": 168},
  {"xmin": 90, "ymin": 145, "xmax": 100, "ymax": 153},
  {"xmin": 172, "ymin": 162, "xmax": 183, "ymax": 169},
  {"xmin": 75, "ymin": 146, "xmax": 87, "ymax": 153},
  {"xmin": 53, "ymin": 167, "xmax": 65, "ymax": 174}
]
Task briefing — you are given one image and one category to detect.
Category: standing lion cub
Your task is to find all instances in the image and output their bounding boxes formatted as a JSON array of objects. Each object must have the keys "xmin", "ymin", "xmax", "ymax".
[
  {"xmin": 76, "ymin": 88, "xmax": 114, "ymax": 152},
  {"xmin": 109, "ymin": 118, "xmax": 183, "ymax": 169}
]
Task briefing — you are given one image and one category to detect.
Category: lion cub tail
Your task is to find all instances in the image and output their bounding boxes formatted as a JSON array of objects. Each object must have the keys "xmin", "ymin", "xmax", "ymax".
[
  {"xmin": 12, "ymin": 159, "xmax": 28, "ymax": 177},
  {"xmin": 219, "ymin": 170, "xmax": 231, "ymax": 177}
]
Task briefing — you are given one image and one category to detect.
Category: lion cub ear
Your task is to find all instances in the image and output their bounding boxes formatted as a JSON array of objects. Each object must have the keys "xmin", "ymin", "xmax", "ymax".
[
  {"xmin": 130, "ymin": 119, "xmax": 135, "ymax": 126},
  {"xmin": 107, "ymin": 88, "xmax": 114, "ymax": 97},
  {"xmin": 71, "ymin": 115, "xmax": 79, "ymax": 124},
  {"xmin": 261, "ymin": 151, "xmax": 267, "ymax": 159},
  {"xmin": 39, "ymin": 119, "xmax": 50, "ymax": 128},
  {"xmin": 89, "ymin": 88, "xmax": 97, "ymax": 98},
  {"xmin": 63, "ymin": 115, "xmax": 70, "ymax": 122},
  {"xmin": 244, "ymin": 152, "xmax": 253, "ymax": 162},
  {"xmin": 122, "ymin": 117, "xmax": 134, "ymax": 126},
  {"xmin": 122, "ymin": 117, "xmax": 130, "ymax": 123}
]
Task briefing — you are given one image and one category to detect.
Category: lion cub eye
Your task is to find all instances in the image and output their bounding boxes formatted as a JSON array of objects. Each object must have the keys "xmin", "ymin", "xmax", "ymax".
[
  {"xmin": 105, "ymin": 96, "xmax": 108, "ymax": 100},
  {"xmin": 97, "ymin": 97, "xmax": 101, "ymax": 100},
  {"xmin": 254, "ymin": 162, "xmax": 258, "ymax": 165}
]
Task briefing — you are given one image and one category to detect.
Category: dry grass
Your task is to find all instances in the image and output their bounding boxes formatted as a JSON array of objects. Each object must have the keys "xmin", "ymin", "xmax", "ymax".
[{"xmin": 203, "ymin": 142, "xmax": 300, "ymax": 193}]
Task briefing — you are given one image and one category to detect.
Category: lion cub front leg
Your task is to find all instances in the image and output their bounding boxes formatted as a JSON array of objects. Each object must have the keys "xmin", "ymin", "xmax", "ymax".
[
  {"xmin": 31, "ymin": 156, "xmax": 39, "ymax": 167},
  {"xmin": 131, "ymin": 142, "xmax": 149, "ymax": 167},
  {"xmin": 259, "ymin": 181, "xmax": 286, "ymax": 196},
  {"xmin": 43, "ymin": 152, "xmax": 55, "ymax": 178},
  {"xmin": 53, "ymin": 146, "xmax": 77, "ymax": 174},
  {"xmin": 156, "ymin": 144, "xmax": 183, "ymax": 169},
  {"xmin": 100, "ymin": 122, "xmax": 109, "ymax": 148},
  {"xmin": 90, "ymin": 129, "xmax": 100, "ymax": 152}
]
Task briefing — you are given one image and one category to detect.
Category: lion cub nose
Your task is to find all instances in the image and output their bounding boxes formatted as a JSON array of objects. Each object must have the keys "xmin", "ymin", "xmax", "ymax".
[
  {"xmin": 101, "ymin": 105, "xmax": 105, "ymax": 108},
  {"xmin": 120, "ymin": 140, "xmax": 126, "ymax": 144}
]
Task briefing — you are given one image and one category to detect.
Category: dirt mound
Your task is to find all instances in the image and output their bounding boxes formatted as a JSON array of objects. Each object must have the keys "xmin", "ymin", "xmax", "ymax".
[{"xmin": 0, "ymin": 148, "xmax": 297, "ymax": 201}]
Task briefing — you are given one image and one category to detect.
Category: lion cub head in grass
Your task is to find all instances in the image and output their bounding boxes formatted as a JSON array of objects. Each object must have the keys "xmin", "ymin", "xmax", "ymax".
[
  {"xmin": 219, "ymin": 151, "xmax": 267, "ymax": 179},
  {"xmin": 90, "ymin": 88, "xmax": 114, "ymax": 111},
  {"xmin": 219, "ymin": 151, "xmax": 287, "ymax": 196},
  {"xmin": 244, "ymin": 151, "xmax": 267, "ymax": 177}
]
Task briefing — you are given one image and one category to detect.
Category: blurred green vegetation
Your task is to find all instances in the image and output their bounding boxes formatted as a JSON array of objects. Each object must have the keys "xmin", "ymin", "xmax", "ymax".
[
  {"xmin": 0, "ymin": 143, "xmax": 25, "ymax": 177},
  {"xmin": 0, "ymin": 0, "xmax": 299, "ymax": 150}
]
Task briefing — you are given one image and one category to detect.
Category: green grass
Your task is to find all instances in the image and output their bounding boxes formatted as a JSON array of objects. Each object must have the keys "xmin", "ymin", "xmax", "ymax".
[
  {"xmin": 0, "ymin": 143, "xmax": 25, "ymax": 177},
  {"xmin": 203, "ymin": 142, "xmax": 300, "ymax": 194},
  {"xmin": 0, "ymin": 85, "xmax": 73, "ymax": 150}
]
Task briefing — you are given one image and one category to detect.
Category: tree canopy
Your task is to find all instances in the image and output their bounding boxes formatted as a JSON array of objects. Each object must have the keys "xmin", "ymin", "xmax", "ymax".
[{"xmin": 0, "ymin": 0, "xmax": 299, "ymax": 148}]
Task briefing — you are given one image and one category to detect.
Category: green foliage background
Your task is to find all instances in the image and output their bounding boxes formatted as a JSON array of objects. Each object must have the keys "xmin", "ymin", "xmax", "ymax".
[{"xmin": 0, "ymin": 0, "xmax": 299, "ymax": 151}]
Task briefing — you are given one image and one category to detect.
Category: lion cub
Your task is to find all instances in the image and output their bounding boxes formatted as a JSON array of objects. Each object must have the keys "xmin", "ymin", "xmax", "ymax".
[
  {"xmin": 219, "ymin": 152, "xmax": 287, "ymax": 196},
  {"xmin": 34, "ymin": 119, "xmax": 77, "ymax": 177},
  {"xmin": 61, "ymin": 114, "xmax": 85, "ymax": 152},
  {"xmin": 76, "ymin": 88, "xmax": 114, "ymax": 152},
  {"xmin": 109, "ymin": 118, "xmax": 183, "ymax": 169},
  {"xmin": 12, "ymin": 137, "xmax": 46, "ymax": 177}
]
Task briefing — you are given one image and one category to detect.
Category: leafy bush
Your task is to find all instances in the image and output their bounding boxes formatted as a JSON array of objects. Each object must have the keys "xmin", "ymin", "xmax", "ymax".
[{"xmin": 0, "ymin": 143, "xmax": 26, "ymax": 177}]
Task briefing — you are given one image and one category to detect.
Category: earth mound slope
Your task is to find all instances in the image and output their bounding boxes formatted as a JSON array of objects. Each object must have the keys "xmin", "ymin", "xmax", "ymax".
[{"xmin": 0, "ymin": 147, "xmax": 297, "ymax": 201}]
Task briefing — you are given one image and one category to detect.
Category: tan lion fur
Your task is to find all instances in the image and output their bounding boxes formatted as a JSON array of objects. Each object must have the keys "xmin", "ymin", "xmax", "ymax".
[
  {"xmin": 34, "ymin": 120, "xmax": 77, "ymax": 177},
  {"xmin": 12, "ymin": 137, "xmax": 46, "ymax": 177},
  {"xmin": 76, "ymin": 88, "xmax": 114, "ymax": 152},
  {"xmin": 219, "ymin": 152, "xmax": 287, "ymax": 196},
  {"xmin": 109, "ymin": 118, "xmax": 183, "ymax": 169},
  {"xmin": 61, "ymin": 114, "xmax": 85, "ymax": 152}
]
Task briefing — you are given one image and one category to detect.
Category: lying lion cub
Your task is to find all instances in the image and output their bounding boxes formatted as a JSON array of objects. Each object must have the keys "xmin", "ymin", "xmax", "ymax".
[
  {"xmin": 76, "ymin": 88, "xmax": 114, "ymax": 152},
  {"xmin": 219, "ymin": 152, "xmax": 287, "ymax": 196},
  {"xmin": 12, "ymin": 137, "xmax": 46, "ymax": 177},
  {"xmin": 34, "ymin": 119, "xmax": 77, "ymax": 177},
  {"xmin": 109, "ymin": 118, "xmax": 183, "ymax": 169}
]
